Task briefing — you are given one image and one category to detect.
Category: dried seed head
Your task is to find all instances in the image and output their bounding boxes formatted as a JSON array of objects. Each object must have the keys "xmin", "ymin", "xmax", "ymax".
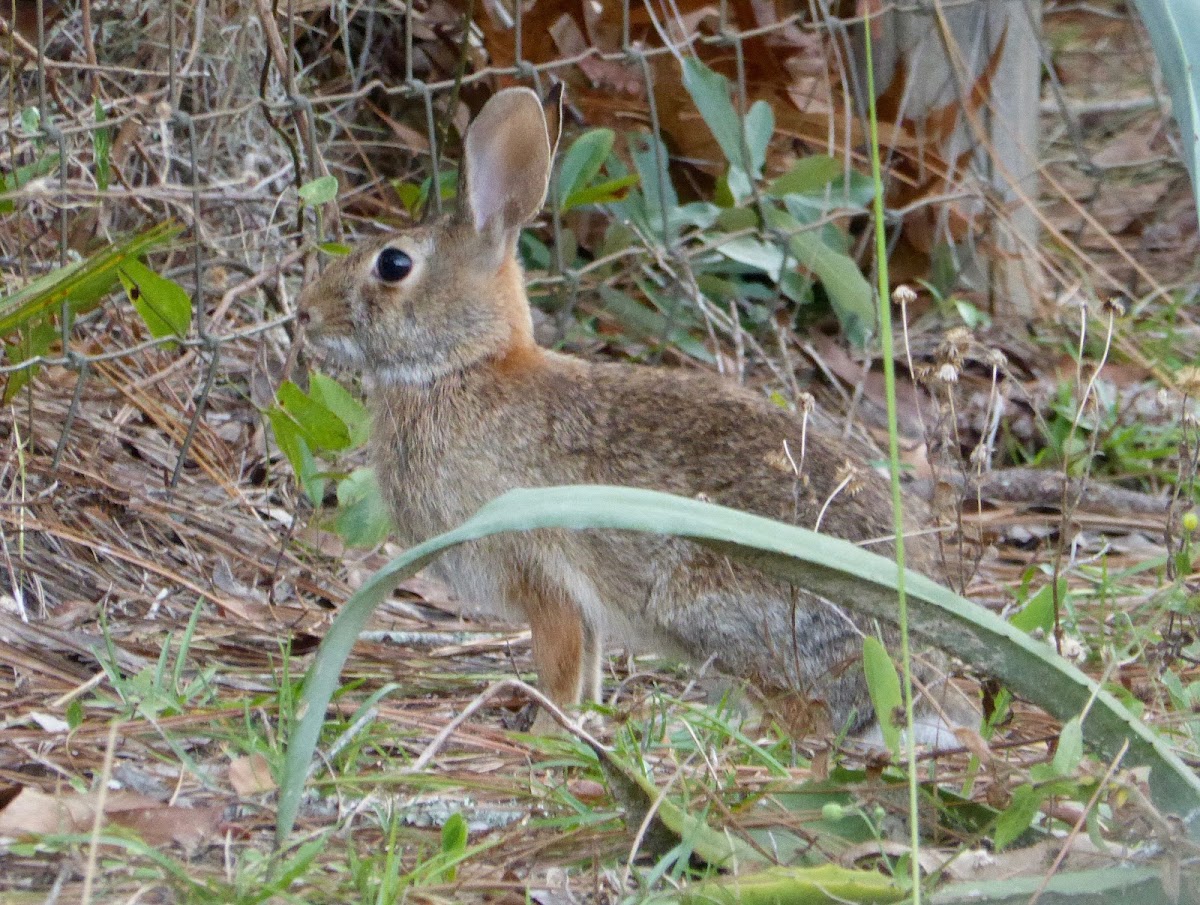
[
  {"xmin": 798, "ymin": 392, "xmax": 815, "ymax": 412},
  {"xmin": 1177, "ymin": 366, "xmax": 1200, "ymax": 397},
  {"xmin": 835, "ymin": 460, "xmax": 865, "ymax": 496},
  {"xmin": 937, "ymin": 326, "xmax": 971, "ymax": 366},
  {"xmin": 986, "ymin": 348, "xmax": 1008, "ymax": 369},
  {"xmin": 764, "ymin": 449, "xmax": 795, "ymax": 475},
  {"xmin": 1102, "ymin": 296, "xmax": 1128, "ymax": 318},
  {"xmin": 936, "ymin": 362, "xmax": 960, "ymax": 384},
  {"xmin": 914, "ymin": 363, "xmax": 935, "ymax": 385},
  {"xmin": 892, "ymin": 284, "xmax": 918, "ymax": 306}
]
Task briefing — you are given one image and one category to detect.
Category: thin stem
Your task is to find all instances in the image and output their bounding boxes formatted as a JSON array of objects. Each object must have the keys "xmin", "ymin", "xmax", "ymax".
[{"xmin": 863, "ymin": 13, "xmax": 922, "ymax": 903}]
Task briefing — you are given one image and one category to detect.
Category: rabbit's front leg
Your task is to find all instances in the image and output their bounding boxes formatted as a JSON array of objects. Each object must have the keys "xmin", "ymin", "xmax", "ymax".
[{"xmin": 516, "ymin": 577, "xmax": 592, "ymax": 732}]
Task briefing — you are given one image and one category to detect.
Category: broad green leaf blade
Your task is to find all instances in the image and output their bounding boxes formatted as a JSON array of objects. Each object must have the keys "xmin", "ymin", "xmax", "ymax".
[
  {"xmin": 298, "ymin": 174, "xmax": 338, "ymax": 206},
  {"xmin": 266, "ymin": 408, "xmax": 325, "ymax": 503},
  {"xmin": 1131, "ymin": 1, "xmax": 1200, "ymax": 215},
  {"xmin": 930, "ymin": 865, "xmax": 1190, "ymax": 905},
  {"xmin": 334, "ymin": 467, "xmax": 393, "ymax": 548},
  {"xmin": 862, "ymin": 637, "xmax": 902, "ymax": 755},
  {"xmin": 556, "ymin": 128, "xmax": 615, "ymax": 210},
  {"xmin": 991, "ymin": 783, "xmax": 1042, "ymax": 851},
  {"xmin": 682, "ymin": 57, "xmax": 750, "ymax": 175},
  {"xmin": 0, "ymin": 153, "xmax": 61, "ymax": 213},
  {"xmin": 118, "ymin": 259, "xmax": 192, "ymax": 339},
  {"xmin": 2, "ymin": 320, "xmax": 56, "ymax": 402},
  {"xmin": 743, "ymin": 100, "xmax": 774, "ymax": 177},
  {"xmin": 766, "ymin": 207, "xmax": 875, "ymax": 346},
  {"xmin": 0, "ymin": 221, "xmax": 182, "ymax": 337},
  {"xmin": 276, "ymin": 485, "xmax": 1200, "ymax": 846},
  {"xmin": 278, "ymin": 529, "xmax": 451, "ymax": 844},
  {"xmin": 628, "ymin": 132, "xmax": 679, "ymax": 241},
  {"xmin": 440, "ymin": 812, "xmax": 467, "ymax": 856},
  {"xmin": 1051, "ymin": 715, "xmax": 1084, "ymax": 777},
  {"xmin": 768, "ymin": 155, "xmax": 843, "ymax": 197},
  {"xmin": 277, "ymin": 381, "xmax": 352, "ymax": 451},
  {"xmin": 308, "ymin": 372, "xmax": 370, "ymax": 447},
  {"xmin": 717, "ymin": 235, "xmax": 787, "ymax": 280},
  {"xmin": 562, "ymin": 174, "xmax": 639, "ymax": 211},
  {"xmin": 680, "ymin": 863, "xmax": 906, "ymax": 904},
  {"xmin": 1009, "ymin": 580, "xmax": 1061, "ymax": 634}
]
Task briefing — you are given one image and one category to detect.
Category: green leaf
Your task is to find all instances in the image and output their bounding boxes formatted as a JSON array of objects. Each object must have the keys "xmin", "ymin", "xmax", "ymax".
[
  {"xmin": 681, "ymin": 57, "xmax": 749, "ymax": 174},
  {"xmin": 628, "ymin": 132, "xmax": 678, "ymax": 230},
  {"xmin": 276, "ymin": 486, "xmax": 1200, "ymax": 846},
  {"xmin": 0, "ymin": 153, "xmax": 62, "ymax": 213},
  {"xmin": 334, "ymin": 468, "xmax": 392, "ymax": 548},
  {"xmin": 0, "ymin": 221, "xmax": 181, "ymax": 337},
  {"xmin": 118, "ymin": 259, "xmax": 192, "ymax": 339},
  {"xmin": 1131, "ymin": 1, "xmax": 1200, "ymax": 216},
  {"xmin": 441, "ymin": 812, "xmax": 468, "ymax": 856},
  {"xmin": 318, "ymin": 241, "xmax": 351, "ymax": 256},
  {"xmin": 562, "ymin": 174, "xmax": 639, "ymax": 211},
  {"xmin": 308, "ymin": 372, "xmax": 369, "ymax": 447},
  {"xmin": 717, "ymin": 235, "xmax": 788, "ymax": 280},
  {"xmin": 993, "ymin": 783, "xmax": 1043, "ymax": 851},
  {"xmin": 93, "ymin": 98, "xmax": 111, "ymax": 192},
  {"xmin": 267, "ymin": 408, "xmax": 325, "ymax": 503},
  {"xmin": 598, "ymin": 286, "xmax": 714, "ymax": 364},
  {"xmin": 862, "ymin": 636, "xmax": 902, "ymax": 754},
  {"xmin": 277, "ymin": 381, "xmax": 352, "ymax": 452},
  {"xmin": 66, "ymin": 698, "xmax": 83, "ymax": 731},
  {"xmin": 682, "ymin": 864, "xmax": 906, "ymax": 904},
  {"xmin": 2, "ymin": 319, "xmax": 56, "ymax": 402},
  {"xmin": 557, "ymin": 128, "xmax": 615, "ymax": 210},
  {"xmin": 20, "ymin": 107, "xmax": 39, "ymax": 136},
  {"xmin": 298, "ymin": 175, "xmax": 339, "ymax": 206},
  {"xmin": 1051, "ymin": 715, "xmax": 1085, "ymax": 777},
  {"xmin": 393, "ymin": 180, "xmax": 423, "ymax": 215},
  {"xmin": 768, "ymin": 155, "xmax": 842, "ymax": 197},
  {"xmin": 437, "ymin": 813, "xmax": 468, "ymax": 882},
  {"xmin": 743, "ymin": 100, "xmax": 774, "ymax": 177},
  {"xmin": 765, "ymin": 207, "xmax": 875, "ymax": 346},
  {"xmin": 932, "ymin": 865, "xmax": 1190, "ymax": 904},
  {"xmin": 1010, "ymin": 579, "xmax": 1062, "ymax": 634}
]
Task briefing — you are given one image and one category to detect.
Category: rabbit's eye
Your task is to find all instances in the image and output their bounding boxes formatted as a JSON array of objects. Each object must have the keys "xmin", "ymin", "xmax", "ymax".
[{"xmin": 375, "ymin": 247, "xmax": 412, "ymax": 283}]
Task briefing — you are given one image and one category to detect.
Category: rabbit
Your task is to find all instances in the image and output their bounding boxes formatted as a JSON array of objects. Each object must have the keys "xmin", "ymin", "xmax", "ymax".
[{"xmin": 296, "ymin": 85, "xmax": 976, "ymax": 743}]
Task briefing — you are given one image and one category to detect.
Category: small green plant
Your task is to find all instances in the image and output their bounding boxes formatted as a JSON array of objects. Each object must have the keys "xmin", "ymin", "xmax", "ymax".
[
  {"xmin": 1026, "ymin": 379, "xmax": 1181, "ymax": 483},
  {"xmin": 0, "ymin": 220, "xmax": 185, "ymax": 400},
  {"xmin": 96, "ymin": 600, "xmax": 216, "ymax": 722},
  {"xmin": 570, "ymin": 57, "xmax": 878, "ymax": 354},
  {"xmin": 266, "ymin": 369, "xmax": 392, "ymax": 548}
]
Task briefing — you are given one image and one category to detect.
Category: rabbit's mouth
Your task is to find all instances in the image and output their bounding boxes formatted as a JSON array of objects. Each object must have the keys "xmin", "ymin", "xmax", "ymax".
[{"xmin": 305, "ymin": 332, "xmax": 368, "ymax": 371}]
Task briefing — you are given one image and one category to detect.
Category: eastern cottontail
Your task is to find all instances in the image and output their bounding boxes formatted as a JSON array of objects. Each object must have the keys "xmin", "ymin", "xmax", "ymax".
[{"xmin": 297, "ymin": 86, "xmax": 973, "ymax": 742}]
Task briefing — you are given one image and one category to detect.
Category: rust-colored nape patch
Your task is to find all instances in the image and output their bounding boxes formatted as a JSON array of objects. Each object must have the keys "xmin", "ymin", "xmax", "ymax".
[{"xmin": 488, "ymin": 256, "xmax": 546, "ymax": 377}]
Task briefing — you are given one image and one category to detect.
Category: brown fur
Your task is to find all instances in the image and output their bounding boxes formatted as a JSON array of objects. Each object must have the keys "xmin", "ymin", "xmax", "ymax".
[{"xmin": 297, "ymin": 87, "xmax": 971, "ymax": 738}]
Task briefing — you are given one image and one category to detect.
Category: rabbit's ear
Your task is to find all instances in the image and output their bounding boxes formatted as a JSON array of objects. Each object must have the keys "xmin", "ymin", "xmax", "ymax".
[{"xmin": 462, "ymin": 87, "xmax": 553, "ymax": 245}]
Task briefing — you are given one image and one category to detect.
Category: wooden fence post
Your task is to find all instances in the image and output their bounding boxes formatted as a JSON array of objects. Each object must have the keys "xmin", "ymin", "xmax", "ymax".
[{"xmin": 851, "ymin": 0, "xmax": 1044, "ymax": 320}]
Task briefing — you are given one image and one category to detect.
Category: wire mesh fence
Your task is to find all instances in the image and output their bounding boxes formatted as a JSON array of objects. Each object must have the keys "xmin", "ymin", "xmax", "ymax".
[{"xmin": 0, "ymin": 0, "xmax": 1189, "ymax": 610}]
